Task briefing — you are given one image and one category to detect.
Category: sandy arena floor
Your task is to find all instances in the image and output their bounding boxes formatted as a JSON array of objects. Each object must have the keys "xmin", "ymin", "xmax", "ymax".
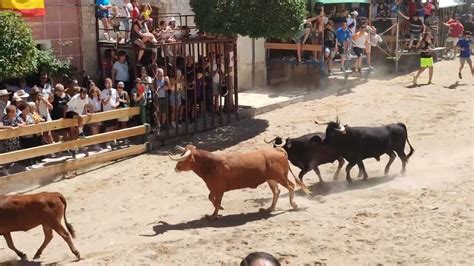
[{"xmin": 1, "ymin": 60, "xmax": 473, "ymax": 265}]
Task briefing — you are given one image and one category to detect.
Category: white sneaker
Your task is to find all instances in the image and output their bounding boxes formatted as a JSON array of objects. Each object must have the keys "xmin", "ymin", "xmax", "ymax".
[{"xmin": 171, "ymin": 122, "xmax": 176, "ymax": 128}]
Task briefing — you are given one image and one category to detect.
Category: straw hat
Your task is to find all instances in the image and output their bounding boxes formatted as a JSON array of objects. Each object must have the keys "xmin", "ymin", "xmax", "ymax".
[
  {"xmin": 12, "ymin": 94, "xmax": 23, "ymax": 102},
  {"xmin": 0, "ymin": 89, "xmax": 12, "ymax": 97},
  {"xmin": 14, "ymin": 89, "xmax": 30, "ymax": 99}
]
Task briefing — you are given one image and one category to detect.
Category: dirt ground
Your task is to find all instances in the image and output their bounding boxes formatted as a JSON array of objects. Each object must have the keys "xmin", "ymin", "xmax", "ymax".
[{"xmin": 1, "ymin": 60, "xmax": 473, "ymax": 265}]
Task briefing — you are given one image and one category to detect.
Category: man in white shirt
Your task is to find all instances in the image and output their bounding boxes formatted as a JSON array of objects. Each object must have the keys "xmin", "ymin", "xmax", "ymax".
[
  {"xmin": 101, "ymin": 78, "xmax": 120, "ymax": 135},
  {"xmin": 112, "ymin": 51, "xmax": 130, "ymax": 91},
  {"xmin": 64, "ymin": 87, "xmax": 89, "ymax": 141}
]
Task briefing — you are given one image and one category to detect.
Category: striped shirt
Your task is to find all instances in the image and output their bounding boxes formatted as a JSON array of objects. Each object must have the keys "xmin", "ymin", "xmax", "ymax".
[{"xmin": 409, "ymin": 18, "xmax": 423, "ymax": 35}]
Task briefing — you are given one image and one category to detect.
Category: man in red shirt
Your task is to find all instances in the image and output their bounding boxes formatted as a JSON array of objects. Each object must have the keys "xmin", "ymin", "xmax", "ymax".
[{"xmin": 444, "ymin": 16, "xmax": 465, "ymax": 56}]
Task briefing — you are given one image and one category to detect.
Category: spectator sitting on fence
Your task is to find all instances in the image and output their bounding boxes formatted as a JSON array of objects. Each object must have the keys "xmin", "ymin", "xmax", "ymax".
[
  {"xmin": 29, "ymin": 87, "xmax": 54, "ymax": 145},
  {"xmin": 140, "ymin": 3, "xmax": 153, "ymax": 24},
  {"xmin": 64, "ymin": 87, "xmax": 90, "ymax": 141},
  {"xmin": 96, "ymin": 0, "xmax": 115, "ymax": 42},
  {"xmin": 116, "ymin": 81, "xmax": 130, "ymax": 131},
  {"xmin": 87, "ymin": 85, "xmax": 103, "ymax": 147},
  {"xmin": 65, "ymin": 80, "xmax": 80, "ymax": 97},
  {"xmin": 152, "ymin": 68, "xmax": 168, "ymax": 132},
  {"xmin": 399, "ymin": 11, "xmax": 424, "ymax": 51},
  {"xmin": 132, "ymin": 15, "xmax": 158, "ymax": 65},
  {"xmin": 101, "ymin": 78, "xmax": 120, "ymax": 149},
  {"xmin": 0, "ymin": 88, "xmax": 12, "ymax": 121},
  {"xmin": 130, "ymin": 0, "xmax": 140, "ymax": 22},
  {"xmin": 425, "ymin": 9, "xmax": 439, "ymax": 46}
]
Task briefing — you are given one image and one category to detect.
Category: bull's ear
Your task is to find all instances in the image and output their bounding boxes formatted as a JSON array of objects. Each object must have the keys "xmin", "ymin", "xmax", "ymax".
[
  {"xmin": 310, "ymin": 135, "xmax": 323, "ymax": 144},
  {"xmin": 286, "ymin": 138, "xmax": 292, "ymax": 148}
]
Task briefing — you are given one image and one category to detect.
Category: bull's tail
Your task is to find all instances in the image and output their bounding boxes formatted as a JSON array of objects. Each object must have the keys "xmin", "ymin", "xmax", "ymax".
[
  {"xmin": 274, "ymin": 147, "xmax": 310, "ymax": 195},
  {"xmin": 289, "ymin": 166, "xmax": 311, "ymax": 195},
  {"xmin": 58, "ymin": 194, "xmax": 76, "ymax": 238},
  {"xmin": 398, "ymin": 123, "xmax": 415, "ymax": 161}
]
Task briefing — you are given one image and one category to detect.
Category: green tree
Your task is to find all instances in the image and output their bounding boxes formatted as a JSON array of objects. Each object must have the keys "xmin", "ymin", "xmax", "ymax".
[
  {"xmin": 0, "ymin": 11, "xmax": 38, "ymax": 81},
  {"xmin": 36, "ymin": 50, "xmax": 76, "ymax": 80},
  {"xmin": 190, "ymin": 0, "xmax": 306, "ymax": 39}
]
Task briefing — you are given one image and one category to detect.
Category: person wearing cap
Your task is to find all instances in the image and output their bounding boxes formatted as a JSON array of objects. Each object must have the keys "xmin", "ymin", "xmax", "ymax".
[
  {"xmin": 444, "ymin": 15, "xmax": 465, "ymax": 57},
  {"xmin": 0, "ymin": 89, "xmax": 12, "ymax": 121},
  {"xmin": 347, "ymin": 11, "xmax": 359, "ymax": 35}
]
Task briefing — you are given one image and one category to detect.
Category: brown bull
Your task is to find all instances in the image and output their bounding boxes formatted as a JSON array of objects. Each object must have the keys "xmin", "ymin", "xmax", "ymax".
[
  {"xmin": 0, "ymin": 192, "xmax": 81, "ymax": 261},
  {"xmin": 169, "ymin": 145, "xmax": 310, "ymax": 219}
]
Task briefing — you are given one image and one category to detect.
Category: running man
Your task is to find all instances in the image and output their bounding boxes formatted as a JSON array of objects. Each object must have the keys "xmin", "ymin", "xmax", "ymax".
[{"xmin": 457, "ymin": 31, "xmax": 473, "ymax": 79}]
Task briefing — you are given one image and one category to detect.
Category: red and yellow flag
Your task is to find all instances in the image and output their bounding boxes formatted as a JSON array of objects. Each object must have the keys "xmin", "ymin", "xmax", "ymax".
[{"xmin": 0, "ymin": 0, "xmax": 45, "ymax": 17}]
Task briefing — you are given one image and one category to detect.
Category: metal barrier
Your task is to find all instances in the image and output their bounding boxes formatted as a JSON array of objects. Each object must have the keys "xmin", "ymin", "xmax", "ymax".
[{"xmin": 96, "ymin": 13, "xmax": 239, "ymax": 143}]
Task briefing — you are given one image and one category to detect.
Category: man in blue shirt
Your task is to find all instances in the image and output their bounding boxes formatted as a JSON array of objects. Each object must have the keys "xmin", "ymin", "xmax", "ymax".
[
  {"xmin": 335, "ymin": 22, "xmax": 352, "ymax": 71},
  {"xmin": 457, "ymin": 31, "xmax": 473, "ymax": 79}
]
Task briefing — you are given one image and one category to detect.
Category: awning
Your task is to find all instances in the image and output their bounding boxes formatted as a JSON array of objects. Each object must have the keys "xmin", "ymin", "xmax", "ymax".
[
  {"xmin": 438, "ymin": 0, "xmax": 466, "ymax": 8},
  {"xmin": 0, "ymin": 0, "xmax": 45, "ymax": 17},
  {"xmin": 316, "ymin": 0, "xmax": 371, "ymax": 3}
]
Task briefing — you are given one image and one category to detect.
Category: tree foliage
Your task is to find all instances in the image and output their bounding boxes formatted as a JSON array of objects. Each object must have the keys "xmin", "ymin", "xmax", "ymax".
[
  {"xmin": 0, "ymin": 11, "xmax": 75, "ymax": 81},
  {"xmin": 190, "ymin": 0, "xmax": 306, "ymax": 39},
  {"xmin": 0, "ymin": 11, "xmax": 38, "ymax": 81},
  {"xmin": 36, "ymin": 50, "xmax": 75, "ymax": 80}
]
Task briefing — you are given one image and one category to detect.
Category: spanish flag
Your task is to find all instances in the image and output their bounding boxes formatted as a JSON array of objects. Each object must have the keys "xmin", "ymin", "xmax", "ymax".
[{"xmin": 0, "ymin": 0, "xmax": 45, "ymax": 17}]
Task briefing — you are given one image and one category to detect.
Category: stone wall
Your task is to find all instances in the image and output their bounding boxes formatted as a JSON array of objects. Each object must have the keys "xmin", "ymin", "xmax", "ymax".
[{"xmin": 79, "ymin": 0, "xmax": 99, "ymax": 80}]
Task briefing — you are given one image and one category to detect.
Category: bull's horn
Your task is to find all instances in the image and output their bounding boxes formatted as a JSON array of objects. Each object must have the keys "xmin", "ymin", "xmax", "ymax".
[
  {"xmin": 169, "ymin": 150, "xmax": 191, "ymax": 161},
  {"xmin": 175, "ymin": 145, "xmax": 186, "ymax": 152},
  {"xmin": 336, "ymin": 124, "xmax": 346, "ymax": 132},
  {"xmin": 314, "ymin": 121, "xmax": 329, "ymax": 125},
  {"xmin": 264, "ymin": 137, "xmax": 277, "ymax": 144},
  {"xmin": 336, "ymin": 115, "xmax": 340, "ymax": 124},
  {"xmin": 274, "ymin": 138, "xmax": 286, "ymax": 148}
]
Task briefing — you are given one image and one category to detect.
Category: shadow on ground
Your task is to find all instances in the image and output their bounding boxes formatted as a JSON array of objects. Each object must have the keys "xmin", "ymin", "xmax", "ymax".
[
  {"xmin": 151, "ymin": 118, "xmax": 269, "ymax": 155},
  {"xmin": 0, "ymin": 259, "xmax": 59, "ymax": 266},
  {"xmin": 142, "ymin": 210, "xmax": 287, "ymax": 237}
]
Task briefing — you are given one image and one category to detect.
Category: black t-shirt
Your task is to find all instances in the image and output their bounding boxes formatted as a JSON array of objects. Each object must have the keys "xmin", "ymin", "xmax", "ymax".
[
  {"xmin": 51, "ymin": 94, "xmax": 70, "ymax": 120},
  {"xmin": 186, "ymin": 64, "xmax": 195, "ymax": 86},
  {"xmin": 420, "ymin": 40, "xmax": 434, "ymax": 58},
  {"xmin": 324, "ymin": 28, "xmax": 337, "ymax": 48}
]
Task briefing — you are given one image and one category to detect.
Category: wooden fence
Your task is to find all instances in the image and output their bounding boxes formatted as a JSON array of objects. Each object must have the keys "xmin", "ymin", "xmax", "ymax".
[{"xmin": 0, "ymin": 107, "xmax": 150, "ymax": 194}]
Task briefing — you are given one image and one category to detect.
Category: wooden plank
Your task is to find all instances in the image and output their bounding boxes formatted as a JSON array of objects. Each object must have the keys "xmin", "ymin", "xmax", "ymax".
[
  {"xmin": 0, "ymin": 119, "xmax": 78, "ymax": 140},
  {"xmin": 81, "ymin": 107, "xmax": 140, "ymax": 125},
  {"xmin": 0, "ymin": 107, "xmax": 140, "ymax": 140},
  {"xmin": 0, "ymin": 125, "xmax": 146, "ymax": 165},
  {"xmin": 264, "ymin": 43, "xmax": 322, "ymax": 52},
  {"xmin": 0, "ymin": 144, "xmax": 148, "ymax": 194}
]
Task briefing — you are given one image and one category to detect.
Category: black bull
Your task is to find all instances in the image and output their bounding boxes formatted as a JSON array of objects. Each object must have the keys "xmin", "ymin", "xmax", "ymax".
[
  {"xmin": 265, "ymin": 133, "xmax": 362, "ymax": 184},
  {"xmin": 318, "ymin": 121, "xmax": 415, "ymax": 183}
]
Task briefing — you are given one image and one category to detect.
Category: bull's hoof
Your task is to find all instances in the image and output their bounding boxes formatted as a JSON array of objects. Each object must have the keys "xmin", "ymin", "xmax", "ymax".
[
  {"xmin": 19, "ymin": 253, "xmax": 27, "ymax": 261},
  {"xmin": 33, "ymin": 253, "xmax": 41, "ymax": 260},
  {"xmin": 346, "ymin": 176, "xmax": 353, "ymax": 183},
  {"xmin": 204, "ymin": 214, "xmax": 220, "ymax": 220},
  {"xmin": 400, "ymin": 170, "xmax": 407, "ymax": 176},
  {"xmin": 74, "ymin": 252, "xmax": 81, "ymax": 260},
  {"xmin": 259, "ymin": 207, "xmax": 274, "ymax": 213},
  {"xmin": 219, "ymin": 206, "xmax": 225, "ymax": 210},
  {"xmin": 291, "ymin": 204, "xmax": 298, "ymax": 210},
  {"xmin": 362, "ymin": 176, "xmax": 368, "ymax": 181}
]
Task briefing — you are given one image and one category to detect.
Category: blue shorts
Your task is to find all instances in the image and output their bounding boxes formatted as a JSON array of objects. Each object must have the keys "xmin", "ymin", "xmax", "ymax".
[{"xmin": 97, "ymin": 9, "xmax": 109, "ymax": 19}]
